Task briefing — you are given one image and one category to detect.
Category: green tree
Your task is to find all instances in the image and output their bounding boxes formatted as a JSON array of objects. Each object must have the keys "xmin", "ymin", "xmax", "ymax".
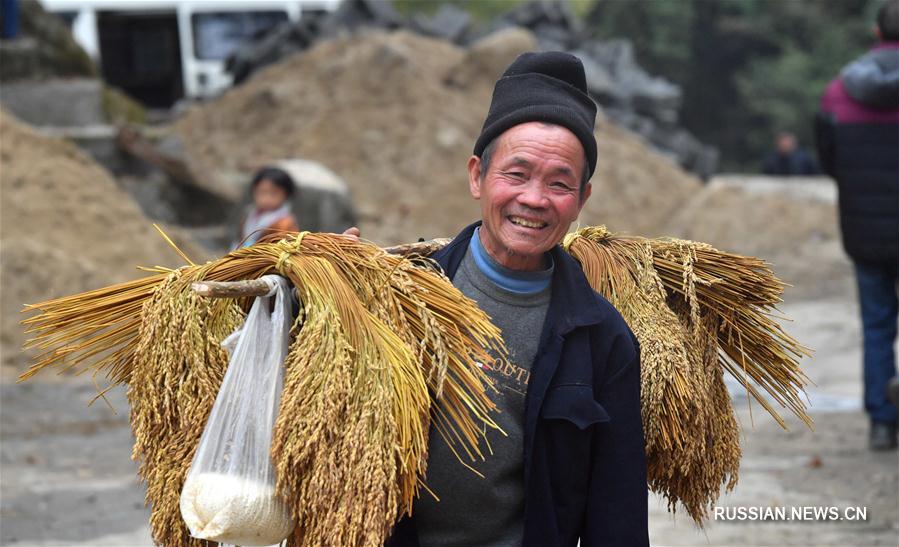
[
  {"xmin": 586, "ymin": 0, "xmax": 883, "ymax": 171},
  {"xmin": 736, "ymin": 0, "xmax": 878, "ymax": 169}
]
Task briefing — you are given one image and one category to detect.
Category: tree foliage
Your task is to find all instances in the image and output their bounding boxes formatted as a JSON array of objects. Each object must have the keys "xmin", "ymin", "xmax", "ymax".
[{"xmin": 587, "ymin": 0, "xmax": 882, "ymax": 171}]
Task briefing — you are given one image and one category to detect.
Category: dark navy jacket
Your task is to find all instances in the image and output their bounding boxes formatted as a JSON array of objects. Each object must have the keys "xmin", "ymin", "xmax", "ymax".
[
  {"xmin": 388, "ymin": 222, "xmax": 649, "ymax": 546},
  {"xmin": 815, "ymin": 42, "xmax": 899, "ymax": 262}
]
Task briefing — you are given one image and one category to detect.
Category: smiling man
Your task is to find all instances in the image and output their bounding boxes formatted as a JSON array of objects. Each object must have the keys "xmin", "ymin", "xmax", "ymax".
[
  {"xmin": 470, "ymin": 121, "xmax": 591, "ymax": 272},
  {"xmin": 387, "ymin": 52, "xmax": 648, "ymax": 547}
]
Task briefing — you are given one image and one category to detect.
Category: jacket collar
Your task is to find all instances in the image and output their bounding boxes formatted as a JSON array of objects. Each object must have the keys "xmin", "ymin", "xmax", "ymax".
[{"xmin": 432, "ymin": 221, "xmax": 605, "ymax": 335}]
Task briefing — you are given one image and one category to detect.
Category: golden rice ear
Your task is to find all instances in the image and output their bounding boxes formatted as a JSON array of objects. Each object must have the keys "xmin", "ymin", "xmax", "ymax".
[{"xmin": 129, "ymin": 276, "xmax": 243, "ymax": 547}]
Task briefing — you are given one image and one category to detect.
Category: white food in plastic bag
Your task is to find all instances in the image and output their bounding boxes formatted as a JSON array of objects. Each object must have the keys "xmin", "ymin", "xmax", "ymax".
[
  {"xmin": 179, "ymin": 275, "xmax": 295, "ymax": 546},
  {"xmin": 180, "ymin": 472, "xmax": 294, "ymax": 546}
]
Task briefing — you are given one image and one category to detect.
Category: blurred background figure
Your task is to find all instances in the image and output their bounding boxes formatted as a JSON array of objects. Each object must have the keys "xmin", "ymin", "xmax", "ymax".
[
  {"xmin": 762, "ymin": 130, "xmax": 819, "ymax": 175},
  {"xmin": 816, "ymin": 0, "xmax": 899, "ymax": 451},
  {"xmin": 235, "ymin": 166, "xmax": 299, "ymax": 249}
]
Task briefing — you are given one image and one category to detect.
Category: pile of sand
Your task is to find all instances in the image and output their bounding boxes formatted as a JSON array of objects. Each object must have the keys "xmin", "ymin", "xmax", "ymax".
[
  {"xmin": 174, "ymin": 30, "xmax": 702, "ymax": 246},
  {"xmin": 0, "ymin": 110, "xmax": 206, "ymax": 369}
]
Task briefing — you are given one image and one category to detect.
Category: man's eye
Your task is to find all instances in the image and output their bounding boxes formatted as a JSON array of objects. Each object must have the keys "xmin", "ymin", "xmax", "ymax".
[{"xmin": 551, "ymin": 182, "xmax": 574, "ymax": 191}]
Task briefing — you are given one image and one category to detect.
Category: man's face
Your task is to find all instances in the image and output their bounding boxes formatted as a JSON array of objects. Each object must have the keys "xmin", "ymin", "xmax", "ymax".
[
  {"xmin": 776, "ymin": 133, "xmax": 797, "ymax": 154},
  {"xmin": 468, "ymin": 122, "xmax": 591, "ymax": 271}
]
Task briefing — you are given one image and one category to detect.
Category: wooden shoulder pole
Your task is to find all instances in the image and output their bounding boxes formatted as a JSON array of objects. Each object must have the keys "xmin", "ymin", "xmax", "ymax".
[
  {"xmin": 191, "ymin": 279, "xmax": 273, "ymax": 298},
  {"xmin": 191, "ymin": 238, "xmax": 451, "ymax": 298}
]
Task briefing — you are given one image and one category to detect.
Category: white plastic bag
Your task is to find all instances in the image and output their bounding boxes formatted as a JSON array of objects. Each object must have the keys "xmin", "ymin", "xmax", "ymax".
[{"xmin": 180, "ymin": 275, "xmax": 295, "ymax": 546}]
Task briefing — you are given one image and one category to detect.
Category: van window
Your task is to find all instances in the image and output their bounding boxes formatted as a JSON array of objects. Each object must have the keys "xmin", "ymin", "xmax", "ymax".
[{"xmin": 191, "ymin": 11, "xmax": 288, "ymax": 61}]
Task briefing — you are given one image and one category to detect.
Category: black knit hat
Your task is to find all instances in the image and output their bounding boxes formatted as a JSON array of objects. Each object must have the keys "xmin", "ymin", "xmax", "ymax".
[{"xmin": 474, "ymin": 51, "xmax": 598, "ymax": 177}]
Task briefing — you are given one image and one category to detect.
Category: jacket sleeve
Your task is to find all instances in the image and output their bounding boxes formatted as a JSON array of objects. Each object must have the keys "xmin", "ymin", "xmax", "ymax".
[
  {"xmin": 581, "ymin": 335, "xmax": 649, "ymax": 546},
  {"xmin": 799, "ymin": 149, "xmax": 820, "ymax": 175},
  {"xmin": 814, "ymin": 111, "xmax": 837, "ymax": 178},
  {"xmin": 761, "ymin": 153, "xmax": 778, "ymax": 175}
]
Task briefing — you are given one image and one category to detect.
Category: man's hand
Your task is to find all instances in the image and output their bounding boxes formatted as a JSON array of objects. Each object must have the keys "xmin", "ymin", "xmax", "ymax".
[{"xmin": 342, "ymin": 226, "xmax": 361, "ymax": 241}]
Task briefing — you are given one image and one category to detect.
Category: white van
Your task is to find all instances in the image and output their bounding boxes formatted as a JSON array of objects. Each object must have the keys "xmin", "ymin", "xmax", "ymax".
[{"xmin": 41, "ymin": 0, "xmax": 339, "ymax": 106}]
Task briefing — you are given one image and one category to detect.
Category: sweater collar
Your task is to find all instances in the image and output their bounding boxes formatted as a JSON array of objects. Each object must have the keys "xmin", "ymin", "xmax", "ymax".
[{"xmin": 468, "ymin": 226, "xmax": 554, "ymax": 294}]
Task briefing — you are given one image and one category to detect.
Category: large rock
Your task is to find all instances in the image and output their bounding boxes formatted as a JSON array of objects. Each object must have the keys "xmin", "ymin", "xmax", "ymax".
[
  {"xmin": 570, "ymin": 50, "xmax": 616, "ymax": 103},
  {"xmin": 0, "ymin": 78, "xmax": 105, "ymax": 126},
  {"xmin": 275, "ymin": 159, "xmax": 357, "ymax": 234},
  {"xmin": 497, "ymin": 0, "xmax": 583, "ymax": 49},
  {"xmin": 574, "ymin": 39, "xmax": 681, "ymax": 121},
  {"xmin": 411, "ymin": 4, "xmax": 471, "ymax": 44}
]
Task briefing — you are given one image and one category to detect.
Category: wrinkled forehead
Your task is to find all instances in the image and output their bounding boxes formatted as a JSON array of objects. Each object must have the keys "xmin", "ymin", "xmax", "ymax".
[{"xmin": 494, "ymin": 122, "xmax": 588, "ymax": 172}]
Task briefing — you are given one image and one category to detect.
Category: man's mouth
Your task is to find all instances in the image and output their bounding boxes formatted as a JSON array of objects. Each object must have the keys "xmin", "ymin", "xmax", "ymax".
[{"xmin": 508, "ymin": 215, "xmax": 548, "ymax": 229}]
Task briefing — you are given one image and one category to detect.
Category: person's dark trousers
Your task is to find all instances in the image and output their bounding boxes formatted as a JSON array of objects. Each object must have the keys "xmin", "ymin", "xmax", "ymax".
[{"xmin": 854, "ymin": 259, "xmax": 899, "ymax": 424}]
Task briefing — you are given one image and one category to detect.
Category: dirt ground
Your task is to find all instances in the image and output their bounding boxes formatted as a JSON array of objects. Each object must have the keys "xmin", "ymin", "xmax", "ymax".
[{"xmin": 3, "ymin": 284, "xmax": 897, "ymax": 545}]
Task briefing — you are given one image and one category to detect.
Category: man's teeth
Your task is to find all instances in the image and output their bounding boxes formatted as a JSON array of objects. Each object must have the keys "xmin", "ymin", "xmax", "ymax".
[{"xmin": 509, "ymin": 216, "xmax": 546, "ymax": 228}]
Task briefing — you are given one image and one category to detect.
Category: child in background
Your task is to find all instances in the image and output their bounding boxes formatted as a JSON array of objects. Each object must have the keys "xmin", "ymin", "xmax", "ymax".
[{"xmin": 235, "ymin": 167, "xmax": 300, "ymax": 248}]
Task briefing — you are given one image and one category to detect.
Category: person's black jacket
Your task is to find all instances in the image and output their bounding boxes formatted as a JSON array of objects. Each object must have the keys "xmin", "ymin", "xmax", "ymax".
[
  {"xmin": 815, "ymin": 43, "xmax": 899, "ymax": 262},
  {"xmin": 388, "ymin": 222, "xmax": 648, "ymax": 546},
  {"xmin": 761, "ymin": 149, "xmax": 819, "ymax": 176}
]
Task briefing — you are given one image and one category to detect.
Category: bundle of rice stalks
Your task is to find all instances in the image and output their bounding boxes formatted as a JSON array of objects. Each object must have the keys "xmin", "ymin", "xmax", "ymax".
[
  {"xmin": 21, "ymin": 232, "xmax": 508, "ymax": 546},
  {"xmin": 21, "ymin": 225, "xmax": 811, "ymax": 534},
  {"xmin": 562, "ymin": 226, "xmax": 810, "ymax": 522},
  {"xmin": 129, "ymin": 274, "xmax": 243, "ymax": 546}
]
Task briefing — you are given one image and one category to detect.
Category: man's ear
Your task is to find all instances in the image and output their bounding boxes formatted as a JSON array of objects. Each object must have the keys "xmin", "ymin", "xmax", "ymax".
[
  {"xmin": 578, "ymin": 181, "xmax": 592, "ymax": 212},
  {"xmin": 468, "ymin": 155, "xmax": 483, "ymax": 199}
]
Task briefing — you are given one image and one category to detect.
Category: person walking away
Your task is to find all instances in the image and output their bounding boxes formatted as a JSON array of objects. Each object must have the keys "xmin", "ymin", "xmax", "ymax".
[{"xmin": 815, "ymin": 0, "xmax": 899, "ymax": 451}]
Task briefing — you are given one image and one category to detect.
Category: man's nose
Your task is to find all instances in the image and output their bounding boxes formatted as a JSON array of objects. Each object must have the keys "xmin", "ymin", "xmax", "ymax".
[{"xmin": 517, "ymin": 181, "xmax": 549, "ymax": 209}]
